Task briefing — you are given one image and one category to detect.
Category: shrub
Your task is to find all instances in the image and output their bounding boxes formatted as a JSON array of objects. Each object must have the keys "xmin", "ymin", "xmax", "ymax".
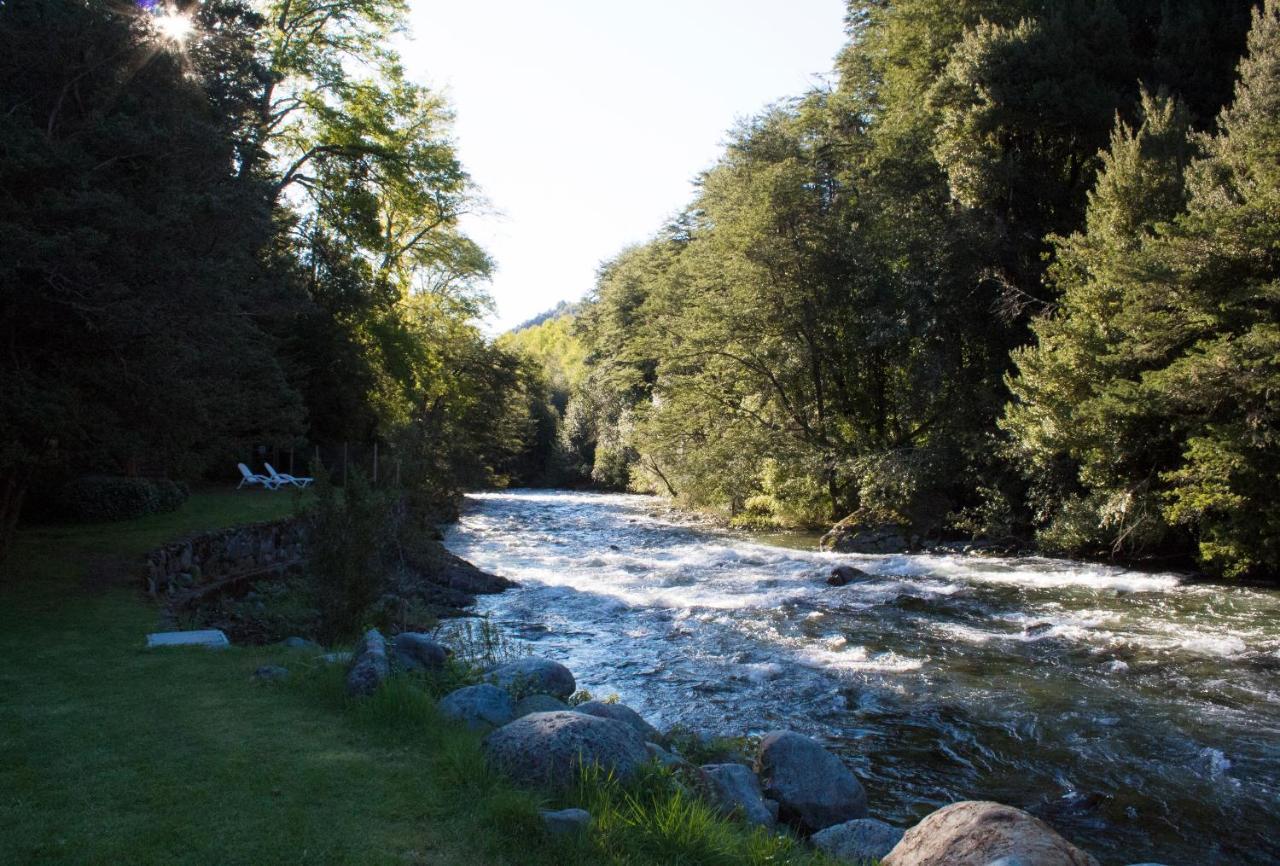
[
  {"xmin": 54, "ymin": 475, "xmax": 188, "ymax": 522},
  {"xmin": 305, "ymin": 466, "xmax": 396, "ymax": 644},
  {"xmin": 151, "ymin": 478, "xmax": 190, "ymax": 512}
]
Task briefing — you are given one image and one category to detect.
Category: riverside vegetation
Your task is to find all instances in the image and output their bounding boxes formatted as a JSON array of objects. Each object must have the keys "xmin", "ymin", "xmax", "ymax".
[
  {"xmin": 0, "ymin": 492, "xmax": 843, "ymax": 865},
  {"xmin": 506, "ymin": 1, "xmax": 1280, "ymax": 584},
  {"xmin": 3, "ymin": 1, "xmax": 1278, "ymax": 864}
]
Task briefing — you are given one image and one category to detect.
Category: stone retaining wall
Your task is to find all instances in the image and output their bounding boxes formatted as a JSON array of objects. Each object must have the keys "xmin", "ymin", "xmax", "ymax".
[{"xmin": 145, "ymin": 518, "xmax": 308, "ymax": 600}]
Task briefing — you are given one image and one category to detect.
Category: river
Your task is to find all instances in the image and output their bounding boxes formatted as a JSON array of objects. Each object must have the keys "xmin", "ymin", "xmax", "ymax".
[{"xmin": 443, "ymin": 489, "xmax": 1280, "ymax": 866}]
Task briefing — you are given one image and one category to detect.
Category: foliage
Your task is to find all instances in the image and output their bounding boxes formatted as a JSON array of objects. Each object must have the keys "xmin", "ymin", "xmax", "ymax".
[
  {"xmin": 304, "ymin": 467, "xmax": 395, "ymax": 643},
  {"xmin": 435, "ymin": 615, "xmax": 531, "ymax": 670},
  {"xmin": 549, "ymin": 0, "xmax": 1274, "ymax": 580},
  {"xmin": 0, "ymin": 0, "xmax": 548, "ymax": 563},
  {"xmin": 53, "ymin": 476, "xmax": 191, "ymax": 524},
  {"xmin": 1005, "ymin": 2, "xmax": 1280, "ymax": 578},
  {"xmin": 499, "ymin": 309, "xmax": 588, "ymax": 409},
  {"xmin": 0, "ymin": 0, "xmax": 305, "ymax": 555}
]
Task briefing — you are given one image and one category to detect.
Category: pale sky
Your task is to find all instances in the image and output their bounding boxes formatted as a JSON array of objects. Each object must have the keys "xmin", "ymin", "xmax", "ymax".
[{"xmin": 399, "ymin": 1, "xmax": 849, "ymax": 333}]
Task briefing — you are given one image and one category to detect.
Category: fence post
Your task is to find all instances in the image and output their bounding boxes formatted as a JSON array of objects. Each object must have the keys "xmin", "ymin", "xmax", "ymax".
[
  {"xmin": 342, "ymin": 442, "xmax": 348, "ymax": 486},
  {"xmin": 373, "ymin": 442, "xmax": 379, "ymax": 485}
]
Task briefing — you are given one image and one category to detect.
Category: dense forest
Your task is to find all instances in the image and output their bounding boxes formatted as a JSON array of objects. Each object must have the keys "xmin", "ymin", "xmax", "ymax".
[
  {"xmin": 515, "ymin": 0, "xmax": 1280, "ymax": 582},
  {"xmin": 0, "ymin": 0, "xmax": 556, "ymax": 558},
  {"xmin": 3, "ymin": 0, "xmax": 1277, "ymax": 582}
]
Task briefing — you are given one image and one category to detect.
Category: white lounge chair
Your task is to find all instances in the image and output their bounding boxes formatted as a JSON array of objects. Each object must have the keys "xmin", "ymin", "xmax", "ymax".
[
  {"xmin": 237, "ymin": 463, "xmax": 279, "ymax": 490},
  {"xmin": 265, "ymin": 462, "xmax": 313, "ymax": 489}
]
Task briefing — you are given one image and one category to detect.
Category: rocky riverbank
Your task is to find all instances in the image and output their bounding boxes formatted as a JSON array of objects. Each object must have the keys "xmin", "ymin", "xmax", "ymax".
[
  {"xmin": 165, "ymin": 522, "xmax": 514, "ymax": 644},
  {"xmin": 331, "ymin": 626, "xmax": 1166, "ymax": 866}
]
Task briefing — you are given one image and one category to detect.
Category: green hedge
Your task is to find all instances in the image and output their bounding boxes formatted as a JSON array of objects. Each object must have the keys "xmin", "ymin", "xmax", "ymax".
[{"xmin": 56, "ymin": 476, "xmax": 190, "ymax": 523}]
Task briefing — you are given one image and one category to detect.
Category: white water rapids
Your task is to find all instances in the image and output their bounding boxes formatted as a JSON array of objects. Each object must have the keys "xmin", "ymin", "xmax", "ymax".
[{"xmin": 444, "ymin": 490, "xmax": 1280, "ymax": 866}]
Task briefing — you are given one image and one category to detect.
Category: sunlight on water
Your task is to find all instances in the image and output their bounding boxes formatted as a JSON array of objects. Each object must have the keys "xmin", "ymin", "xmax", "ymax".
[{"xmin": 446, "ymin": 489, "xmax": 1280, "ymax": 866}]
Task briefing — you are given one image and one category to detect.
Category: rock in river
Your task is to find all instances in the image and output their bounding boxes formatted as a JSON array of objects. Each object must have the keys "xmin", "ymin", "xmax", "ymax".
[
  {"xmin": 755, "ymin": 730, "xmax": 867, "ymax": 833},
  {"xmin": 880, "ymin": 801, "xmax": 1100, "ymax": 866},
  {"xmin": 828, "ymin": 565, "xmax": 871, "ymax": 586},
  {"xmin": 438, "ymin": 683, "xmax": 515, "ymax": 730},
  {"xmin": 484, "ymin": 711, "xmax": 648, "ymax": 788},
  {"xmin": 488, "ymin": 657, "xmax": 576, "ymax": 700}
]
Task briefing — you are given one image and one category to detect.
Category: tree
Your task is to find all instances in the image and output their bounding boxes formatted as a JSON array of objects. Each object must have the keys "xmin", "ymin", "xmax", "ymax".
[
  {"xmin": 1150, "ymin": 0, "xmax": 1280, "ymax": 577},
  {"xmin": 0, "ymin": 0, "xmax": 303, "ymax": 556},
  {"xmin": 1003, "ymin": 91, "xmax": 1197, "ymax": 558},
  {"xmin": 1005, "ymin": 1, "xmax": 1280, "ymax": 578}
]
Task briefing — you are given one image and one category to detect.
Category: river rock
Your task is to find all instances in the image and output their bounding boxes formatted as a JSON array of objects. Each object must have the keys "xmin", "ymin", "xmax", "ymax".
[
  {"xmin": 484, "ymin": 711, "xmax": 649, "ymax": 788},
  {"xmin": 700, "ymin": 763, "xmax": 777, "ymax": 827},
  {"xmin": 828, "ymin": 565, "xmax": 871, "ymax": 586},
  {"xmin": 345, "ymin": 628, "xmax": 389, "ymax": 697},
  {"xmin": 488, "ymin": 657, "xmax": 576, "ymax": 700},
  {"xmin": 812, "ymin": 818, "xmax": 905, "ymax": 862},
  {"xmin": 880, "ymin": 801, "xmax": 1100, "ymax": 866},
  {"xmin": 646, "ymin": 742, "xmax": 687, "ymax": 769},
  {"xmin": 573, "ymin": 700, "xmax": 663, "ymax": 743},
  {"xmin": 755, "ymin": 730, "xmax": 867, "ymax": 833},
  {"xmin": 438, "ymin": 684, "xmax": 516, "ymax": 730},
  {"xmin": 514, "ymin": 693, "xmax": 570, "ymax": 718},
  {"xmin": 820, "ymin": 522, "xmax": 910, "ymax": 554},
  {"xmin": 393, "ymin": 632, "xmax": 452, "ymax": 672},
  {"xmin": 281, "ymin": 636, "xmax": 320, "ymax": 650},
  {"xmin": 540, "ymin": 808, "xmax": 592, "ymax": 836}
]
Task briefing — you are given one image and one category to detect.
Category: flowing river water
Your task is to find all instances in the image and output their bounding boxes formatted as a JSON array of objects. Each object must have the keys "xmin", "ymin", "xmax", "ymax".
[{"xmin": 443, "ymin": 490, "xmax": 1280, "ymax": 866}]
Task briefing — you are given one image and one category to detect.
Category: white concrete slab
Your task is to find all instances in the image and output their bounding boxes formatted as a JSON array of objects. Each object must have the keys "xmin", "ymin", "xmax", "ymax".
[{"xmin": 145, "ymin": 629, "xmax": 230, "ymax": 649}]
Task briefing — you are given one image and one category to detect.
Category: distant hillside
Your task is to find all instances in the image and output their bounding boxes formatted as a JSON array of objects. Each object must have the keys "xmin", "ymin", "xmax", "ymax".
[
  {"xmin": 511, "ymin": 300, "xmax": 579, "ymax": 333},
  {"xmin": 499, "ymin": 306, "xmax": 586, "ymax": 400}
]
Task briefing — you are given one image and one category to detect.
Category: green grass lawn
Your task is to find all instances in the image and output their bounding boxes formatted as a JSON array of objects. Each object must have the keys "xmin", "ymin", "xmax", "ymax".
[{"xmin": 0, "ymin": 489, "xmax": 836, "ymax": 866}]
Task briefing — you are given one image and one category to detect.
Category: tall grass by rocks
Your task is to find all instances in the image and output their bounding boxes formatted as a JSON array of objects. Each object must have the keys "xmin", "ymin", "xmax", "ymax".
[{"xmin": 293, "ymin": 661, "xmax": 840, "ymax": 866}]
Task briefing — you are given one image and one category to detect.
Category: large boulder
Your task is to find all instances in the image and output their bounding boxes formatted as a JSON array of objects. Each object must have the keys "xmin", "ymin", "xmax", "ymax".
[
  {"xmin": 573, "ymin": 700, "xmax": 662, "ymax": 743},
  {"xmin": 488, "ymin": 657, "xmax": 576, "ymax": 700},
  {"xmin": 484, "ymin": 711, "xmax": 649, "ymax": 789},
  {"xmin": 820, "ymin": 523, "xmax": 911, "ymax": 554},
  {"xmin": 755, "ymin": 730, "xmax": 867, "ymax": 833},
  {"xmin": 812, "ymin": 818, "xmax": 905, "ymax": 863},
  {"xmin": 699, "ymin": 763, "xmax": 777, "ymax": 827},
  {"xmin": 345, "ymin": 629, "xmax": 390, "ymax": 697},
  {"xmin": 513, "ymin": 693, "xmax": 570, "ymax": 718},
  {"xmin": 393, "ymin": 632, "xmax": 452, "ymax": 672},
  {"xmin": 438, "ymin": 684, "xmax": 516, "ymax": 730},
  {"xmin": 880, "ymin": 801, "xmax": 1100, "ymax": 866}
]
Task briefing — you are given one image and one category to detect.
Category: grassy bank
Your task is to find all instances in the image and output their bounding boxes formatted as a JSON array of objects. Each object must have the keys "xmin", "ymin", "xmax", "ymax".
[{"xmin": 0, "ymin": 490, "xmax": 836, "ymax": 865}]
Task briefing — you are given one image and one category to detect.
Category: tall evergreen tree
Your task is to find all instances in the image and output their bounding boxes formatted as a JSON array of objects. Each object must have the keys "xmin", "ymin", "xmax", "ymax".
[
  {"xmin": 1005, "ymin": 2, "xmax": 1280, "ymax": 577},
  {"xmin": 1004, "ymin": 91, "xmax": 1197, "ymax": 557},
  {"xmin": 1150, "ymin": 0, "xmax": 1280, "ymax": 577}
]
